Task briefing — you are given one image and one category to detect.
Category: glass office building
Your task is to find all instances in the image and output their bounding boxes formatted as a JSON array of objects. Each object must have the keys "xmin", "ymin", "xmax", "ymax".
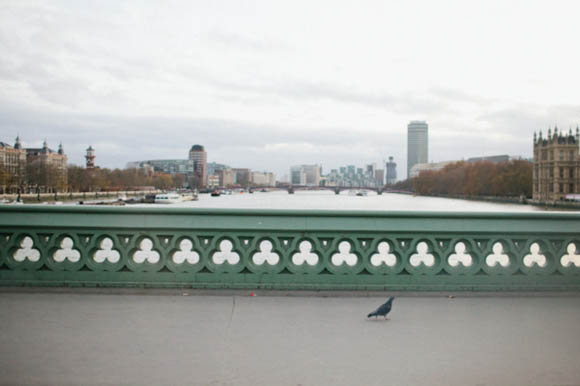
[{"xmin": 407, "ymin": 121, "xmax": 429, "ymax": 178}]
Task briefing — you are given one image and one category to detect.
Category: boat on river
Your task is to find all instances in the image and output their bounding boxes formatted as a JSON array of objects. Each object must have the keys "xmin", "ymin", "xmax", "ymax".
[
  {"xmin": 180, "ymin": 192, "xmax": 198, "ymax": 201},
  {"xmin": 154, "ymin": 192, "xmax": 183, "ymax": 204},
  {"xmin": 0, "ymin": 198, "xmax": 23, "ymax": 205}
]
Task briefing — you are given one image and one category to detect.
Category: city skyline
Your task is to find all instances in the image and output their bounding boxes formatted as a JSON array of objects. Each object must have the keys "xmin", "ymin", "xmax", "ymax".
[
  {"xmin": 2, "ymin": 1, "xmax": 580, "ymax": 179},
  {"xmin": 0, "ymin": 131, "xmax": 541, "ymax": 183}
]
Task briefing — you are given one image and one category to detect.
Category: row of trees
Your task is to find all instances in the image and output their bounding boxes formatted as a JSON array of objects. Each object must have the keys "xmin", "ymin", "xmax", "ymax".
[
  {"xmin": 67, "ymin": 166, "xmax": 186, "ymax": 192},
  {"xmin": 0, "ymin": 166, "xmax": 20, "ymax": 193},
  {"xmin": 0, "ymin": 165, "xmax": 187, "ymax": 194},
  {"xmin": 1, "ymin": 163, "xmax": 67, "ymax": 194},
  {"xmin": 392, "ymin": 160, "xmax": 532, "ymax": 198}
]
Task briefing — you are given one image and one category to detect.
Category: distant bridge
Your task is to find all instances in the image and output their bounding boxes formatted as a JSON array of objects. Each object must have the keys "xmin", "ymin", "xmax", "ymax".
[
  {"xmin": 282, "ymin": 185, "xmax": 414, "ymax": 195},
  {"xmin": 285, "ymin": 185, "xmax": 385, "ymax": 194}
]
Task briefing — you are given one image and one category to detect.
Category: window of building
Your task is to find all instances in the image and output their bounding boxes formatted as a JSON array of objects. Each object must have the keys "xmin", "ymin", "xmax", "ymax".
[
  {"xmin": 570, "ymin": 169, "xmax": 574, "ymax": 178},
  {"xmin": 571, "ymin": 151, "xmax": 576, "ymax": 161},
  {"xmin": 559, "ymin": 151, "xmax": 564, "ymax": 161},
  {"xmin": 560, "ymin": 168, "xmax": 564, "ymax": 178},
  {"xmin": 550, "ymin": 184, "xmax": 554, "ymax": 192},
  {"xmin": 559, "ymin": 184, "xmax": 564, "ymax": 193},
  {"xmin": 550, "ymin": 168, "xmax": 554, "ymax": 178},
  {"xmin": 550, "ymin": 151, "xmax": 554, "ymax": 160},
  {"xmin": 570, "ymin": 184, "xmax": 575, "ymax": 194},
  {"xmin": 542, "ymin": 150, "xmax": 547, "ymax": 160}
]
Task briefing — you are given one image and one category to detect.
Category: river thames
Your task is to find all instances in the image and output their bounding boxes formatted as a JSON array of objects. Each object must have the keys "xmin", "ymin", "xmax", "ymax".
[{"xmin": 140, "ymin": 190, "xmax": 546, "ymax": 212}]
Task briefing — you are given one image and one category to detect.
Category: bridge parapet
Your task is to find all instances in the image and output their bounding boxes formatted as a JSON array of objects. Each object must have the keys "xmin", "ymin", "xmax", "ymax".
[{"xmin": 0, "ymin": 206, "xmax": 579, "ymax": 291}]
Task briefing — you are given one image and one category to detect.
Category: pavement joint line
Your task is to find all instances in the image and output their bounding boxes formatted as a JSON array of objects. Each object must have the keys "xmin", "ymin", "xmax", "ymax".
[{"xmin": 1, "ymin": 286, "xmax": 580, "ymax": 298}]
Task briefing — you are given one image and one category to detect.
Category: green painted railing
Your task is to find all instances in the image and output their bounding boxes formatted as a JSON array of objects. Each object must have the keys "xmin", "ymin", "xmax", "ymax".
[{"xmin": 0, "ymin": 206, "xmax": 579, "ymax": 291}]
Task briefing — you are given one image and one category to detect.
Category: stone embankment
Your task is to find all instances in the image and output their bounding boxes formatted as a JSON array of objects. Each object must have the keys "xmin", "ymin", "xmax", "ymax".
[
  {"xmin": 0, "ymin": 190, "xmax": 161, "ymax": 204},
  {"xmin": 419, "ymin": 193, "xmax": 580, "ymax": 210}
]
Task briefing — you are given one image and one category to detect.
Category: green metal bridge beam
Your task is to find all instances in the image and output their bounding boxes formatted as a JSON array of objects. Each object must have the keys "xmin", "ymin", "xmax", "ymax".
[{"xmin": 0, "ymin": 206, "xmax": 579, "ymax": 291}]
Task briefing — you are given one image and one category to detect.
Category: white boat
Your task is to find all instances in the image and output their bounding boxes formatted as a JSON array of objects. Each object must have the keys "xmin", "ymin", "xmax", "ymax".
[
  {"xmin": 0, "ymin": 198, "xmax": 23, "ymax": 205},
  {"xmin": 154, "ymin": 193, "xmax": 183, "ymax": 204},
  {"xmin": 180, "ymin": 192, "xmax": 198, "ymax": 201}
]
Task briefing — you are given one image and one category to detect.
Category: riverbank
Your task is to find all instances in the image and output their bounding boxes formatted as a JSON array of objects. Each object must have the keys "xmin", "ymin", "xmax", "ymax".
[
  {"xmin": 0, "ymin": 190, "xmax": 161, "ymax": 204},
  {"xmin": 415, "ymin": 193, "xmax": 580, "ymax": 210}
]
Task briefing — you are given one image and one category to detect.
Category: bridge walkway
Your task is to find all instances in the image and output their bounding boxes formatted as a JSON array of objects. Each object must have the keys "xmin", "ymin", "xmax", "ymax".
[{"xmin": 1, "ymin": 290, "xmax": 579, "ymax": 386}]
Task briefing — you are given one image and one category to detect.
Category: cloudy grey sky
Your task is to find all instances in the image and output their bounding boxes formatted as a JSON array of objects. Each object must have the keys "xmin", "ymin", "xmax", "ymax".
[{"xmin": 1, "ymin": 0, "xmax": 579, "ymax": 178}]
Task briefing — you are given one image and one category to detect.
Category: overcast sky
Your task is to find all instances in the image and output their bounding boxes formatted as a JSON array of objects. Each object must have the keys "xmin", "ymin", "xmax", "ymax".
[{"xmin": 1, "ymin": 0, "xmax": 579, "ymax": 179}]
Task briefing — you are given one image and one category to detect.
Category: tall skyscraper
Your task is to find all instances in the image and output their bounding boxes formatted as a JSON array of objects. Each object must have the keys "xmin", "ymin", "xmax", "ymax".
[
  {"xmin": 189, "ymin": 144, "xmax": 207, "ymax": 188},
  {"xmin": 386, "ymin": 156, "xmax": 397, "ymax": 185},
  {"xmin": 407, "ymin": 121, "xmax": 429, "ymax": 178},
  {"xmin": 374, "ymin": 169, "xmax": 385, "ymax": 186}
]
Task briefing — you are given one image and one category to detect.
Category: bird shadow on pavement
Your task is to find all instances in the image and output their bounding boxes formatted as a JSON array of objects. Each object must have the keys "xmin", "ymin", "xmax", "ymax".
[{"xmin": 365, "ymin": 318, "xmax": 390, "ymax": 322}]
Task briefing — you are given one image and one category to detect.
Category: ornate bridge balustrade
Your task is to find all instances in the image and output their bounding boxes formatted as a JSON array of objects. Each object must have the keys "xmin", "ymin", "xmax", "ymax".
[{"xmin": 0, "ymin": 206, "xmax": 579, "ymax": 291}]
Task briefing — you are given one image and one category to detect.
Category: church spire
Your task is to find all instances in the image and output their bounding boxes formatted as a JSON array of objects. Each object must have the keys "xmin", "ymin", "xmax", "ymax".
[{"xmin": 14, "ymin": 135, "xmax": 22, "ymax": 149}]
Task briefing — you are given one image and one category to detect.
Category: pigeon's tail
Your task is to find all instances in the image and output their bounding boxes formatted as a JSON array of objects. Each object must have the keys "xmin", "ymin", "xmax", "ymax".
[{"xmin": 367, "ymin": 311, "xmax": 377, "ymax": 318}]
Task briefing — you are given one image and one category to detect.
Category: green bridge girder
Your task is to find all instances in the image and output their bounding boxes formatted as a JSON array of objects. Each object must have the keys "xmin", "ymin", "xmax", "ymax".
[{"xmin": 0, "ymin": 206, "xmax": 579, "ymax": 291}]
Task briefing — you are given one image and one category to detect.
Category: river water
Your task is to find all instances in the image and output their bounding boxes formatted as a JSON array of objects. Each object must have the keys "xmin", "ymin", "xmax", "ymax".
[{"xmin": 145, "ymin": 190, "xmax": 545, "ymax": 212}]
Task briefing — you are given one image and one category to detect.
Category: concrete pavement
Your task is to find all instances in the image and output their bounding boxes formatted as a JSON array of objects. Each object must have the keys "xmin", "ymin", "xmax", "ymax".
[{"xmin": 1, "ymin": 291, "xmax": 580, "ymax": 386}]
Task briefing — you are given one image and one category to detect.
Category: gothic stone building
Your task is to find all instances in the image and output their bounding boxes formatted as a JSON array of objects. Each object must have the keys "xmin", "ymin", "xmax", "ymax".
[
  {"xmin": 25, "ymin": 140, "xmax": 68, "ymax": 192},
  {"xmin": 0, "ymin": 137, "xmax": 27, "ymax": 193},
  {"xmin": 533, "ymin": 127, "xmax": 580, "ymax": 201}
]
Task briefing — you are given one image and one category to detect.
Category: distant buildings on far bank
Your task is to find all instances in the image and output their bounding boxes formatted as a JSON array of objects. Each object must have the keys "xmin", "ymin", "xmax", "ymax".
[
  {"xmin": 0, "ymin": 137, "xmax": 68, "ymax": 193},
  {"xmin": 408, "ymin": 155, "xmax": 516, "ymax": 178},
  {"xmin": 288, "ymin": 162, "xmax": 392, "ymax": 188},
  {"xmin": 409, "ymin": 160, "xmax": 454, "ymax": 178},
  {"xmin": 290, "ymin": 164, "xmax": 322, "ymax": 186},
  {"xmin": 320, "ymin": 164, "xmax": 384, "ymax": 188},
  {"xmin": 405, "ymin": 123, "xmax": 580, "ymax": 203},
  {"xmin": 127, "ymin": 145, "xmax": 276, "ymax": 189}
]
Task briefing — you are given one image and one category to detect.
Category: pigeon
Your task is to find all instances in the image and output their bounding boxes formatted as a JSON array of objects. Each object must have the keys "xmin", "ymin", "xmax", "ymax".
[{"xmin": 367, "ymin": 297, "xmax": 395, "ymax": 319}]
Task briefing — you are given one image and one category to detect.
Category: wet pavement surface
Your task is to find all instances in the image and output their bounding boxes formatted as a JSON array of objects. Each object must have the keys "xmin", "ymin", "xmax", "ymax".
[{"xmin": 1, "ymin": 292, "xmax": 580, "ymax": 386}]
